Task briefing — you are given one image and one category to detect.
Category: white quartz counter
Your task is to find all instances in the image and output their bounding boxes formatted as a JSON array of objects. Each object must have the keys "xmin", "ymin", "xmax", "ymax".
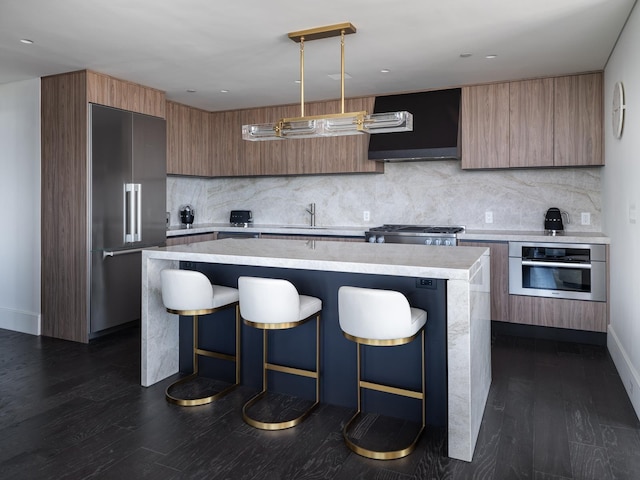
[
  {"xmin": 142, "ymin": 237, "xmax": 490, "ymax": 462},
  {"xmin": 150, "ymin": 237, "xmax": 486, "ymax": 281},
  {"xmin": 167, "ymin": 223, "xmax": 365, "ymax": 238},
  {"xmin": 167, "ymin": 223, "xmax": 610, "ymax": 244},
  {"xmin": 460, "ymin": 229, "xmax": 610, "ymax": 244}
]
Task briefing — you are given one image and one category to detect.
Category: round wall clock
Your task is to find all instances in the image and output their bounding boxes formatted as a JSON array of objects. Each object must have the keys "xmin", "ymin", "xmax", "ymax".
[{"xmin": 612, "ymin": 81, "xmax": 625, "ymax": 139}]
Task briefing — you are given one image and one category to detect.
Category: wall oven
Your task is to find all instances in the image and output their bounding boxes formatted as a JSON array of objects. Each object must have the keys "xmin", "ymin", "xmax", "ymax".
[{"xmin": 509, "ymin": 242, "xmax": 606, "ymax": 302}]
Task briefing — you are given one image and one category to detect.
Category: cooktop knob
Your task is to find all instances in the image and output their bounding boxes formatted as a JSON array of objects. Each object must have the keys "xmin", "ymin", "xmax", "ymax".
[
  {"xmin": 424, "ymin": 238, "xmax": 433, "ymax": 245},
  {"xmin": 376, "ymin": 235, "xmax": 385, "ymax": 243},
  {"xmin": 434, "ymin": 238, "xmax": 442, "ymax": 246},
  {"xmin": 368, "ymin": 235, "xmax": 377, "ymax": 243}
]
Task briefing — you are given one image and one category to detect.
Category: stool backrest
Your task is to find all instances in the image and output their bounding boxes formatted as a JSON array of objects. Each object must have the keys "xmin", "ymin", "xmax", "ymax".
[
  {"xmin": 238, "ymin": 276, "xmax": 301, "ymax": 324},
  {"xmin": 161, "ymin": 269, "xmax": 213, "ymax": 311},
  {"xmin": 338, "ymin": 286, "xmax": 413, "ymax": 340}
]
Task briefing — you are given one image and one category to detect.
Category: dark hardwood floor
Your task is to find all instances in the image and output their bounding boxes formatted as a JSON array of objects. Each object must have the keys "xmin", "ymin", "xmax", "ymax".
[{"xmin": 1, "ymin": 326, "xmax": 639, "ymax": 479}]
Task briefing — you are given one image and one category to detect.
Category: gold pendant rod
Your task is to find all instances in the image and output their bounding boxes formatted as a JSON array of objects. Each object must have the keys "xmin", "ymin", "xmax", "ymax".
[
  {"xmin": 340, "ymin": 29, "xmax": 345, "ymax": 114},
  {"xmin": 299, "ymin": 36, "xmax": 305, "ymax": 117}
]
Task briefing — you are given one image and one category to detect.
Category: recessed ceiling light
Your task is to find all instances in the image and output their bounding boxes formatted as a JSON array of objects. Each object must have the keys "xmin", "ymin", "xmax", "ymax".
[
  {"xmin": 380, "ymin": 69, "xmax": 391, "ymax": 73},
  {"xmin": 186, "ymin": 89, "xmax": 196, "ymax": 93},
  {"xmin": 220, "ymin": 89, "xmax": 229, "ymax": 93},
  {"xmin": 485, "ymin": 54, "xmax": 498, "ymax": 59},
  {"xmin": 20, "ymin": 38, "xmax": 34, "ymax": 44},
  {"xmin": 459, "ymin": 53, "xmax": 472, "ymax": 58}
]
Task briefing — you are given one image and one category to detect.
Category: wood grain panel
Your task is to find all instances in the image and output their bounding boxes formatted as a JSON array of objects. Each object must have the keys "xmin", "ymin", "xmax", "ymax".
[
  {"xmin": 86, "ymin": 70, "xmax": 165, "ymax": 118},
  {"xmin": 41, "ymin": 71, "xmax": 90, "ymax": 343},
  {"xmin": 459, "ymin": 241, "xmax": 509, "ymax": 321},
  {"xmin": 461, "ymin": 83, "xmax": 510, "ymax": 169},
  {"xmin": 509, "ymin": 78, "xmax": 554, "ymax": 168},
  {"xmin": 166, "ymin": 101, "xmax": 209, "ymax": 176},
  {"xmin": 166, "ymin": 233, "xmax": 217, "ymax": 246},
  {"xmin": 209, "ymin": 110, "xmax": 239, "ymax": 176},
  {"xmin": 508, "ymin": 295, "xmax": 607, "ymax": 332},
  {"xmin": 554, "ymin": 73, "xmax": 603, "ymax": 166},
  {"xmin": 260, "ymin": 234, "xmax": 362, "ymax": 242}
]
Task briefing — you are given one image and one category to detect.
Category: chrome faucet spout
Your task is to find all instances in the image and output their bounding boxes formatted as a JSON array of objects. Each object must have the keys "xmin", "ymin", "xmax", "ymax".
[{"xmin": 306, "ymin": 203, "xmax": 316, "ymax": 227}]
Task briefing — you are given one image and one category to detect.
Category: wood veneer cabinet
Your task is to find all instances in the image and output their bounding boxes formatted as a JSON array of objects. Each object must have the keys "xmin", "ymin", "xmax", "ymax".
[
  {"xmin": 462, "ymin": 73, "xmax": 603, "ymax": 169},
  {"xmin": 461, "ymin": 82, "xmax": 510, "ymax": 169},
  {"xmin": 508, "ymin": 295, "xmax": 607, "ymax": 332},
  {"xmin": 459, "ymin": 240, "xmax": 509, "ymax": 321},
  {"xmin": 509, "ymin": 78, "xmax": 554, "ymax": 168},
  {"xmin": 41, "ymin": 70, "xmax": 166, "ymax": 343},
  {"xmin": 166, "ymin": 101, "xmax": 210, "ymax": 176},
  {"xmin": 166, "ymin": 233, "xmax": 217, "ymax": 246},
  {"xmin": 170, "ymin": 97, "xmax": 383, "ymax": 177},
  {"xmin": 554, "ymin": 73, "xmax": 603, "ymax": 166}
]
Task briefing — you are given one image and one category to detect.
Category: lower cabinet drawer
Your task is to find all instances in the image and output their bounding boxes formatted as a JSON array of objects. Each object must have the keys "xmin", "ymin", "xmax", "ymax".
[{"xmin": 508, "ymin": 294, "xmax": 607, "ymax": 332}]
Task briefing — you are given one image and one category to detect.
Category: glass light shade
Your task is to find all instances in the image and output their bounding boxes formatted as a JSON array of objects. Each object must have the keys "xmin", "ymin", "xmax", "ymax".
[
  {"xmin": 242, "ymin": 110, "xmax": 413, "ymax": 141},
  {"xmin": 242, "ymin": 123, "xmax": 282, "ymax": 141},
  {"xmin": 363, "ymin": 111, "xmax": 413, "ymax": 133},
  {"xmin": 279, "ymin": 119, "xmax": 320, "ymax": 138}
]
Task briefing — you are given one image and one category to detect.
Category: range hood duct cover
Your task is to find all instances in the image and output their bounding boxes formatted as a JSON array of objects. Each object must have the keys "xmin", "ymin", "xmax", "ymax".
[{"xmin": 368, "ymin": 88, "xmax": 461, "ymax": 162}]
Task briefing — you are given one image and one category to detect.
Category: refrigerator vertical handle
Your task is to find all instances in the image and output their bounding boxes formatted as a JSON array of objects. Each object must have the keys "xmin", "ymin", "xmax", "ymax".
[
  {"xmin": 124, "ymin": 183, "xmax": 135, "ymax": 243},
  {"xmin": 134, "ymin": 183, "xmax": 142, "ymax": 242}
]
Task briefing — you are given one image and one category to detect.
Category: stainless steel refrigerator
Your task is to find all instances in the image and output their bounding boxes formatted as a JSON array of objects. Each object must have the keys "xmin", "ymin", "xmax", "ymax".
[{"xmin": 89, "ymin": 104, "xmax": 166, "ymax": 335}]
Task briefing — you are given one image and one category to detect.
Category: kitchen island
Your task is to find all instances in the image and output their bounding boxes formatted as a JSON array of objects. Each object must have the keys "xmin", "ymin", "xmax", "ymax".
[{"xmin": 141, "ymin": 238, "xmax": 490, "ymax": 461}]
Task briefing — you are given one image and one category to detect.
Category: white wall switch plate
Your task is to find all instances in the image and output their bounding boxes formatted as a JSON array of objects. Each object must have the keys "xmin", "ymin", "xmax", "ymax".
[
  {"xmin": 581, "ymin": 212, "xmax": 591, "ymax": 225},
  {"xmin": 363, "ymin": 211, "xmax": 370, "ymax": 222},
  {"xmin": 630, "ymin": 204, "xmax": 637, "ymax": 224}
]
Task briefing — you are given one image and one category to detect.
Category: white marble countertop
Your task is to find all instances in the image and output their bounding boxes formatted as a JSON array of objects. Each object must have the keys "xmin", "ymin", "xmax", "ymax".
[
  {"xmin": 166, "ymin": 223, "xmax": 609, "ymax": 244},
  {"xmin": 166, "ymin": 223, "xmax": 365, "ymax": 237},
  {"xmin": 459, "ymin": 229, "xmax": 610, "ymax": 244},
  {"xmin": 147, "ymin": 237, "xmax": 488, "ymax": 281}
]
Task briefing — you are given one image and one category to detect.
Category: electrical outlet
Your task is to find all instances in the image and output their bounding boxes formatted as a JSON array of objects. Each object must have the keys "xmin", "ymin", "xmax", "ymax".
[
  {"xmin": 485, "ymin": 211, "xmax": 493, "ymax": 224},
  {"xmin": 363, "ymin": 211, "xmax": 370, "ymax": 222},
  {"xmin": 581, "ymin": 212, "xmax": 591, "ymax": 225},
  {"xmin": 630, "ymin": 204, "xmax": 637, "ymax": 224}
]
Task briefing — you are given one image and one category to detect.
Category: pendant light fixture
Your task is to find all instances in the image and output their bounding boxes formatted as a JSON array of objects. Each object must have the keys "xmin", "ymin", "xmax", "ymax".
[{"xmin": 242, "ymin": 22, "xmax": 413, "ymax": 141}]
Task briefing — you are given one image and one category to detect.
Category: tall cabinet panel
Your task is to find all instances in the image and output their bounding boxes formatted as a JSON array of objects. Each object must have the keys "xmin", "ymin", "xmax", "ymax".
[
  {"xmin": 554, "ymin": 73, "xmax": 603, "ymax": 166},
  {"xmin": 461, "ymin": 83, "xmax": 510, "ymax": 169},
  {"xmin": 509, "ymin": 78, "xmax": 554, "ymax": 168},
  {"xmin": 41, "ymin": 70, "xmax": 166, "ymax": 343}
]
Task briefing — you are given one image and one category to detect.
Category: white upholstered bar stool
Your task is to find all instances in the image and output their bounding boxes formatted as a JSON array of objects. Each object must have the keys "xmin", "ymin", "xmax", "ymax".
[
  {"xmin": 238, "ymin": 276, "xmax": 322, "ymax": 430},
  {"xmin": 338, "ymin": 285, "xmax": 427, "ymax": 460},
  {"xmin": 161, "ymin": 269, "xmax": 240, "ymax": 407}
]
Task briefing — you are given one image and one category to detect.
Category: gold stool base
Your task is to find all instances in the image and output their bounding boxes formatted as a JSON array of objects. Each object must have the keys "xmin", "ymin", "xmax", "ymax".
[
  {"xmin": 165, "ymin": 374, "xmax": 239, "ymax": 407},
  {"xmin": 342, "ymin": 411, "xmax": 425, "ymax": 460},
  {"xmin": 242, "ymin": 391, "xmax": 319, "ymax": 430}
]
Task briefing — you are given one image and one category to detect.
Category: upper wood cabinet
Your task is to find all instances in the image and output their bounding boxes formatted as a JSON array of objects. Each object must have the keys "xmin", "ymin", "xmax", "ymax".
[
  {"xmin": 169, "ymin": 97, "xmax": 383, "ymax": 177},
  {"xmin": 461, "ymin": 83, "xmax": 510, "ymax": 169},
  {"xmin": 509, "ymin": 78, "xmax": 554, "ymax": 168},
  {"xmin": 462, "ymin": 72, "xmax": 603, "ymax": 169},
  {"xmin": 166, "ymin": 101, "xmax": 210, "ymax": 176},
  {"xmin": 554, "ymin": 73, "xmax": 603, "ymax": 167},
  {"xmin": 86, "ymin": 70, "xmax": 165, "ymax": 118}
]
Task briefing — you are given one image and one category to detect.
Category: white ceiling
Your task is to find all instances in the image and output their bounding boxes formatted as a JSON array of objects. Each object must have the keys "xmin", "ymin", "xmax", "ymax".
[{"xmin": 0, "ymin": 0, "xmax": 636, "ymax": 112}]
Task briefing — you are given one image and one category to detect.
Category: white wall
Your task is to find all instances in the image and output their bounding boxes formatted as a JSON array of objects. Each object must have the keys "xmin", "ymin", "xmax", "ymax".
[
  {"xmin": 603, "ymin": 3, "xmax": 640, "ymax": 418},
  {"xmin": 0, "ymin": 78, "xmax": 41, "ymax": 335},
  {"xmin": 168, "ymin": 162, "xmax": 602, "ymax": 232}
]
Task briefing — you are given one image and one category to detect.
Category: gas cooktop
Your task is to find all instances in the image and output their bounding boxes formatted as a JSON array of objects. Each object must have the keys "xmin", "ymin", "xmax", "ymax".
[{"xmin": 365, "ymin": 224, "xmax": 465, "ymax": 246}]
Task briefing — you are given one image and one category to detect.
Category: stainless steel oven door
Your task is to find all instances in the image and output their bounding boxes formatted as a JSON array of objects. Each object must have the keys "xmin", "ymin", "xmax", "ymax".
[{"xmin": 508, "ymin": 242, "xmax": 607, "ymax": 302}]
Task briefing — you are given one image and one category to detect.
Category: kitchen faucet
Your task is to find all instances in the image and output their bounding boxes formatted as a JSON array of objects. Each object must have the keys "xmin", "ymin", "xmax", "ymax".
[{"xmin": 306, "ymin": 203, "xmax": 316, "ymax": 227}]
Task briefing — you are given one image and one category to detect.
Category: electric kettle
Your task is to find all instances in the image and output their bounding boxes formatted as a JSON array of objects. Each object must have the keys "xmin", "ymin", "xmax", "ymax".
[
  {"xmin": 179, "ymin": 204, "xmax": 195, "ymax": 227},
  {"xmin": 544, "ymin": 207, "xmax": 569, "ymax": 235}
]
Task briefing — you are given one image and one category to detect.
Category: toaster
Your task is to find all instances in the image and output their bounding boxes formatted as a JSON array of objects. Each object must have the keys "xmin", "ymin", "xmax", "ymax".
[{"xmin": 230, "ymin": 210, "xmax": 253, "ymax": 226}]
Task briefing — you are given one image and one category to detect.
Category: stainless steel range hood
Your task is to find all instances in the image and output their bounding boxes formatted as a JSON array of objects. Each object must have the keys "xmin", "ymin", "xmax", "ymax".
[{"xmin": 367, "ymin": 88, "xmax": 461, "ymax": 162}]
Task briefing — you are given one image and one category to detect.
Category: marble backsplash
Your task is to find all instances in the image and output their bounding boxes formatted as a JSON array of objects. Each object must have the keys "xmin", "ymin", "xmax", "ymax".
[{"xmin": 167, "ymin": 160, "xmax": 602, "ymax": 232}]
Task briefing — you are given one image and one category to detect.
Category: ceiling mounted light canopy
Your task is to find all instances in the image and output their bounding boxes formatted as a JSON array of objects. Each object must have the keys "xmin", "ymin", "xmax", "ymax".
[{"xmin": 242, "ymin": 22, "xmax": 413, "ymax": 141}]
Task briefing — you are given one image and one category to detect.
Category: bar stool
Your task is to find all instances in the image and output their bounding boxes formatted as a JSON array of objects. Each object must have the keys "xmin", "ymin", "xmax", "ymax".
[
  {"xmin": 338, "ymin": 285, "xmax": 427, "ymax": 460},
  {"xmin": 161, "ymin": 269, "xmax": 240, "ymax": 407},
  {"xmin": 238, "ymin": 276, "xmax": 321, "ymax": 430}
]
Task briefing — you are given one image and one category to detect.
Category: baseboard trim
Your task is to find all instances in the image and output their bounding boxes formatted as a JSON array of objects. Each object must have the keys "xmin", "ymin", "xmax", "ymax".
[
  {"xmin": 0, "ymin": 307, "xmax": 41, "ymax": 336},
  {"xmin": 608, "ymin": 325, "xmax": 640, "ymax": 421}
]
